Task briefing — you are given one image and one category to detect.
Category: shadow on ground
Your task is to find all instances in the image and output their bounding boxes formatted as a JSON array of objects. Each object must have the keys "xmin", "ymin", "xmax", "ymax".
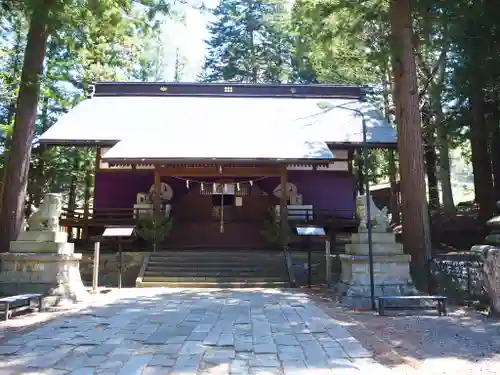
[
  {"xmin": 307, "ymin": 288, "xmax": 500, "ymax": 374},
  {"xmin": 0, "ymin": 288, "xmax": 389, "ymax": 374}
]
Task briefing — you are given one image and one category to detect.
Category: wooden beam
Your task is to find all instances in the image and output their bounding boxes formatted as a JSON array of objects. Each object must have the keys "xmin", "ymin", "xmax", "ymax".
[
  {"xmin": 153, "ymin": 169, "xmax": 161, "ymax": 213},
  {"xmin": 156, "ymin": 165, "xmax": 282, "ymax": 177}
]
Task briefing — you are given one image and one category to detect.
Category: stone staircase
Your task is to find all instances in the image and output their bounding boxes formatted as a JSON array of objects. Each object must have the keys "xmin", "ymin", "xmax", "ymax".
[{"xmin": 136, "ymin": 250, "xmax": 291, "ymax": 288}]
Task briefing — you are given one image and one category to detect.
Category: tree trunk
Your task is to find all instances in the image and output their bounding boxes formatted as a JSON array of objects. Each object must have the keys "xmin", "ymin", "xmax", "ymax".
[
  {"xmin": 173, "ymin": 48, "xmax": 184, "ymax": 82},
  {"xmin": 388, "ymin": 149, "xmax": 400, "ymax": 223},
  {"xmin": 430, "ymin": 46, "xmax": 455, "ymax": 214},
  {"xmin": 491, "ymin": 125, "xmax": 500, "ymax": 201},
  {"xmin": 0, "ymin": 21, "xmax": 25, "ymax": 205},
  {"xmin": 67, "ymin": 152, "xmax": 80, "ymax": 241},
  {"xmin": 32, "ymin": 95, "xmax": 50, "ymax": 206},
  {"xmin": 469, "ymin": 90, "xmax": 494, "ymax": 223},
  {"xmin": 424, "ymin": 143, "xmax": 439, "ymax": 210},
  {"xmin": 382, "ymin": 64, "xmax": 400, "ymax": 223},
  {"xmin": 389, "ymin": 0, "xmax": 432, "ymax": 282},
  {"xmin": 433, "ymin": 101, "xmax": 455, "ymax": 213},
  {"xmin": 0, "ymin": 5, "xmax": 52, "ymax": 251},
  {"xmin": 422, "ymin": 109, "xmax": 440, "ymax": 209},
  {"xmin": 355, "ymin": 150, "xmax": 364, "ymax": 195},
  {"xmin": 5, "ymin": 17, "xmax": 25, "ymax": 128}
]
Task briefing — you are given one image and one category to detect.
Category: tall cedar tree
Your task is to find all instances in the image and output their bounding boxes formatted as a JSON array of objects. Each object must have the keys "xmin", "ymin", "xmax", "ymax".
[
  {"xmin": 389, "ymin": 0, "xmax": 431, "ymax": 279},
  {"xmin": 201, "ymin": 0, "xmax": 291, "ymax": 83},
  {"xmin": 0, "ymin": 3, "xmax": 53, "ymax": 251}
]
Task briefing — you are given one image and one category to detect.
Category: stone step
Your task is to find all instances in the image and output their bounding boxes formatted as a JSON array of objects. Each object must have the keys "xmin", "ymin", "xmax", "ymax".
[
  {"xmin": 146, "ymin": 260, "xmax": 285, "ymax": 266},
  {"xmin": 137, "ymin": 280, "xmax": 290, "ymax": 288},
  {"xmin": 144, "ymin": 270, "xmax": 288, "ymax": 275},
  {"xmin": 147, "ymin": 261, "xmax": 284, "ymax": 266},
  {"xmin": 149, "ymin": 253, "xmax": 283, "ymax": 255},
  {"xmin": 143, "ymin": 271, "xmax": 288, "ymax": 278},
  {"xmin": 137, "ymin": 250, "xmax": 290, "ymax": 288},
  {"xmin": 145, "ymin": 267, "xmax": 287, "ymax": 274},
  {"xmin": 145, "ymin": 263, "xmax": 285, "ymax": 269},
  {"xmin": 147, "ymin": 255, "xmax": 285, "ymax": 261},
  {"xmin": 142, "ymin": 275, "xmax": 284, "ymax": 282}
]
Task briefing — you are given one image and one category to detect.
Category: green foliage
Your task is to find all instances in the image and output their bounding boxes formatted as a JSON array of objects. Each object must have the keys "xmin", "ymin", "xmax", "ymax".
[
  {"xmin": 200, "ymin": 0, "xmax": 293, "ymax": 83},
  {"xmin": 261, "ymin": 216, "xmax": 295, "ymax": 247},
  {"xmin": 136, "ymin": 213, "xmax": 173, "ymax": 246},
  {"xmin": 0, "ymin": 0, "xmax": 174, "ymax": 206},
  {"xmin": 291, "ymin": 0, "xmax": 390, "ymax": 85}
]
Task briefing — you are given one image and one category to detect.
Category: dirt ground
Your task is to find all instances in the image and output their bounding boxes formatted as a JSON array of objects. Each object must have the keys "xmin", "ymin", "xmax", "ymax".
[{"xmin": 307, "ymin": 287, "xmax": 500, "ymax": 375}]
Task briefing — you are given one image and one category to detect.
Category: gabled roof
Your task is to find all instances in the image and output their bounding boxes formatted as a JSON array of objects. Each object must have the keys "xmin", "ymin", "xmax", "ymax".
[{"xmin": 38, "ymin": 82, "xmax": 397, "ymax": 148}]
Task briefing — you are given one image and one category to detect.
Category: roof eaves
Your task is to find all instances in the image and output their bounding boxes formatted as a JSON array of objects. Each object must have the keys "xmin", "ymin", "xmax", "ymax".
[
  {"xmin": 326, "ymin": 141, "xmax": 398, "ymax": 149},
  {"xmin": 37, "ymin": 139, "xmax": 119, "ymax": 147},
  {"xmin": 101, "ymin": 157, "xmax": 336, "ymax": 165}
]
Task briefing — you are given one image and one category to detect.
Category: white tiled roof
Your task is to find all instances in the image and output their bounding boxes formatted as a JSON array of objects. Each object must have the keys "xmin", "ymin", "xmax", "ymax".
[
  {"xmin": 39, "ymin": 96, "xmax": 397, "ymax": 147},
  {"xmin": 101, "ymin": 134, "xmax": 334, "ymax": 161}
]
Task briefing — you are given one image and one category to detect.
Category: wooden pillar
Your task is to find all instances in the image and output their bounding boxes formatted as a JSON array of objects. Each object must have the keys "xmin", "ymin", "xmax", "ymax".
[
  {"xmin": 153, "ymin": 169, "xmax": 161, "ymax": 214},
  {"xmin": 92, "ymin": 146, "xmax": 100, "ymax": 236},
  {"xmin": 82, "ymin": 156, "xmax": 93, "ymax": 241},
  {"xmin": 280, "ymin": 166, "xmax": 288, "ymax": 247}
]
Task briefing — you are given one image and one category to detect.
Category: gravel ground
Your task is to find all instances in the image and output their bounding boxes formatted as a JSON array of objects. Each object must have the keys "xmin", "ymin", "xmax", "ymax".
[{"xmin": 308, "ymin": 288, "xmax": 500, "ymax": 375}]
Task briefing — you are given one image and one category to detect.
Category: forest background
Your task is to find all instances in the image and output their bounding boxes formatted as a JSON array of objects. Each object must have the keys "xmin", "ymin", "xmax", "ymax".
[{"xmin": 0, "ymin": 0, "xmax": 497, "ymax": 269}]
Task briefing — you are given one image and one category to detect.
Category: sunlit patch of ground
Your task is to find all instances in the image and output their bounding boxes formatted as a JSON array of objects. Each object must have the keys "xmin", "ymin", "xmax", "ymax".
[{"xmin": 308, "ymin": 288, "xmax": 500, "ymax": 375}]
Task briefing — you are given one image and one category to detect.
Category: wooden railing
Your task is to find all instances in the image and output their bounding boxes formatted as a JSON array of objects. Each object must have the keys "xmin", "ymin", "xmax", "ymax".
[
  {"xmin": 60, "ymin": 206, "xmax": 356, "ymax": 227},
  {"xmin": 60, "ymin": 207, "xmax": 150, "ymax": 226},
  {"xmin": 59, "ymin": 206, "xmax": 357, "ymax": 249}
]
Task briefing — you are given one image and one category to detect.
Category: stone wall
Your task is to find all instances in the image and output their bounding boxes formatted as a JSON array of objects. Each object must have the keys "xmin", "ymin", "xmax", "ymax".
[{"xmin": 79, "ymin": 252, "xmax": 147, "ymax": 287}]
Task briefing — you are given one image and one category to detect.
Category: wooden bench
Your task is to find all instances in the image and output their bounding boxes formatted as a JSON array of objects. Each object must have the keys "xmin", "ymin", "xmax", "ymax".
[
  {"xmin": 377, "ymin": 295, "xmax": 447, "ymax": 316},
  {"xmin": 0, "ymin": 294, "xmax": 43, "ymax": 321}
]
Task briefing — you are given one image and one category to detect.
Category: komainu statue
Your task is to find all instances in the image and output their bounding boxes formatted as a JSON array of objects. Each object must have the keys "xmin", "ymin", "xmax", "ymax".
[
  {"xmin": 27, "ymin": 193, "xmax": 63, "ymax": 232},
  {"xmin": 356, "ymin": 193, "xmax": 391, "ymax": 233}
]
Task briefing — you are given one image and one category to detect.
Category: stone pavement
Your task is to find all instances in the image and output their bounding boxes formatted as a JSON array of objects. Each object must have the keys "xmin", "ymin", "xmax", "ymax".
[{"xmin": 0, "ymin": 288, "xmax": 395, "ymax": 374}]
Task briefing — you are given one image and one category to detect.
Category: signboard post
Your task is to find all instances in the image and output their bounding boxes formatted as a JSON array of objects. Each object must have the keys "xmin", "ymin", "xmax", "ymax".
[
  {"xmin": 325, "ymin": 239, "xmax": 331, "ymax": 287},
  {"xmin": 102, "ymin": 227, "xmax": 136, "ymax": 289},
  {"xmin": 295, "ymin": 226, "xmax": 327, "ymax": 288},
  {"xmin": 92, "ymin": 242, "xmax": 100, "ymax": 293}
]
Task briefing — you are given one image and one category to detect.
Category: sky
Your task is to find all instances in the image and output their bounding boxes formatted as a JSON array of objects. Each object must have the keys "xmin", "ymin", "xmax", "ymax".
[{"xmin": 160, "ymin": 0, "xmax": 219, "ymax": 81}]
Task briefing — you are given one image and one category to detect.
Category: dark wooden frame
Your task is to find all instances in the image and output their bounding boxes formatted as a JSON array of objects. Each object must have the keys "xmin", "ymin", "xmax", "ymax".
[
  {"xmin": 377, "ymin": 295, "xmax": 447, "ymax": 316},
  {"xmin": 92, "ymin": 82, "xmax": 365, "ymax": 99}
]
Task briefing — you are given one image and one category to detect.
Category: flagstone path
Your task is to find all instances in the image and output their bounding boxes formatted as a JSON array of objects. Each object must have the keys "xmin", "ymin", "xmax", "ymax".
[{"xmin": 0, "ymin": 288, "xmax": 395, "ymax": 375}]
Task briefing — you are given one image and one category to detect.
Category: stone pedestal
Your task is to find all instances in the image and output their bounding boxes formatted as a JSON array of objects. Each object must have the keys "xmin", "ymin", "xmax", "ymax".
[
  {"xmin": 0, "ymin": 230, "xmax": 88, "ymax": 307},
  {"xmin": 336, "ymin": 232, "xmax": 417, "ymax": 308}
]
